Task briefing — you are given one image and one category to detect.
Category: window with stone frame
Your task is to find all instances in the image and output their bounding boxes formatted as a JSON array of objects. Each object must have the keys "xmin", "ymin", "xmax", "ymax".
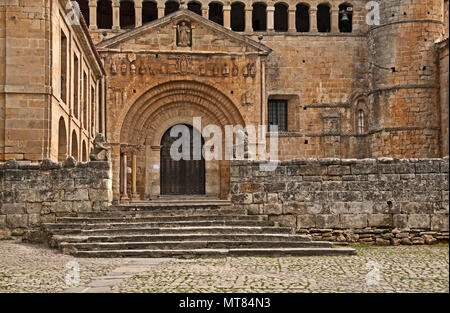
[{"xmin": 268, "ymin": 100, "xmax": 288, "ymax": 131}]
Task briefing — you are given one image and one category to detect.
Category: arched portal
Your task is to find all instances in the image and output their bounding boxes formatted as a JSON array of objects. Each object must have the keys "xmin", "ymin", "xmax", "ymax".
[
  {"xmin": 117, "ymin": 80, "xmax": 246, "ymax": 201},
  {"xmin": 58, "ymin": 117, "xmax": 67, "ymax": 162},
  {"xmin": 71, "ymin": 131, "xmax": 79, "ymax": 161},
  {"xmin": 160, "ymin": 124, "xmax": 205, "ymax": 195}
]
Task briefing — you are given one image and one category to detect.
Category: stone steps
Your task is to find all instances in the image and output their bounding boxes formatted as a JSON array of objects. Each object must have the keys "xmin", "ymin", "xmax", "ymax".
[
  {"xmin": 41, "ymin": 202, "xmax": 356, "ymax": 258},
  {"xmin": 50, "ymin": 233, "xmax": 314, "ymax": 245},
  {"xmin": 56, "ymin": 214, "xmax": 267, "ymax": 223},
  {"xmin": 45, "ymin": 219, "xmax": 270, "ymax": 229},
  {"xmin": 71, "ymin": 247, "xmax": 356, "ymax": 258},
  {"xmin": 74, "ymin": 208, "xmax": 245, "ymax": 218},
  {"xmin": 58, "ymin": 240, "xmax": 334, "ymax": 252},
  {"xmin": 48, "ymin": 226, "xmax": 293, "ymax": 236}
]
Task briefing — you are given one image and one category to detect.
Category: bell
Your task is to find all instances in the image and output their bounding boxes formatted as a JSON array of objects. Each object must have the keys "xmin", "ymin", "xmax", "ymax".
[{"xmin": 340, "ymin": 12, "xmax": 350, "ymax": 23}]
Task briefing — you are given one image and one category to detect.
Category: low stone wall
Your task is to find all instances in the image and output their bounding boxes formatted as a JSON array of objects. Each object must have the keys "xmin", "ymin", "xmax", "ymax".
[
  {"xmin": 231, "ymin": 157, "xmax": 449, "ymax": 245},
  {"xmin": 0, "ymin": 158, "xmax": 112, "ymax": 238}
]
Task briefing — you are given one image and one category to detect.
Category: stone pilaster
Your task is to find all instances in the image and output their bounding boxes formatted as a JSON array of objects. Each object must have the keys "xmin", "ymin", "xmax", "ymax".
[{"xmin": 88, "ymin": 0, "xmax": 97, "ymax": 30}]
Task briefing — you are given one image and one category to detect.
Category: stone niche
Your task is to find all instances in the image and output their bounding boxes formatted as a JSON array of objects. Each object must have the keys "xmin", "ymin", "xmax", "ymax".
[
  {"xmin": 0, "ymin": 158, "xmax": 113, "ymax": 239},
  {"xmin": 230, "ymin": 157, "xmax": 449, "ymax": 245}
]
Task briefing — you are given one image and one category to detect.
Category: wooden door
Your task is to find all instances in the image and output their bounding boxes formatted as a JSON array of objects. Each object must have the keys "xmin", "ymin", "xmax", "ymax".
[{"xmin": 160, "ymin": 124, "xmax": 205, "ymax": 195}]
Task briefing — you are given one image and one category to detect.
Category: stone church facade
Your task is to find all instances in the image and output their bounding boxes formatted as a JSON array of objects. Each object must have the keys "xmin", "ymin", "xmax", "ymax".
[{"xmin": 1, "ymin": 0, "xmax": 449, "ymax": 203}]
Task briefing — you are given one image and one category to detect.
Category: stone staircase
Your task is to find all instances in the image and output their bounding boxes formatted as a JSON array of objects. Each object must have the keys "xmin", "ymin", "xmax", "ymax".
[{"xmin": 40, "ymin": 201, "xmax": 356, "ymax": 258}]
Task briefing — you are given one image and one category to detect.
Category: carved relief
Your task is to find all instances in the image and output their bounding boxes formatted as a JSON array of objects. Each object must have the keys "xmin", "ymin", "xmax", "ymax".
[
  {"xmin": 241, "ymin": 92, "xmax": 254, "ymax": 106},
  {"xmin": 176, "ymin": 21, "xmax": 192, "ymax": 47},
  {"xmin": 175, "ymin": 55, "xmax": 192, "ymax": 75},
  {"xmin": 222, "ymin": 63, "xmax": 229, "ymax": 77},
  {"xmin": 243, "ymin": 63, "xmax": 256, "ymax": 78},
  {"xmin": 110, "ymin": 61, "xmax": 117, "ymax": 75},
  {"xmin": 121, "ymin": 62, "xmax": 127, "ymax": 75},
  {"xmin": 232, "ymin": 63, "xmax": 239, "ymax": 77},
  {"xmin": 322, "ymin": 116, "xmax": 341, "ymax": 135},
  {"xmin": 130, "ymin": 62, "xmax": 136, "ymax": 75}
]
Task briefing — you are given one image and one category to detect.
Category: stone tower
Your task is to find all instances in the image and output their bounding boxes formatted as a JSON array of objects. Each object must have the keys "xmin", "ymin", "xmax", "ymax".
[{"xmin": 367, "ymin": 0, "xmax": 446, "ymax": 158}]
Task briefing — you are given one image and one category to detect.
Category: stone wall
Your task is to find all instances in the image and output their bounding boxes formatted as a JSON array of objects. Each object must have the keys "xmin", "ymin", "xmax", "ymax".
[
  {"xmin": 231, "ymin": 157, "xmax": 449, "ymax": 245},
  {"xmin": 0, "ymin": 158, "xmax": 112, "ymax": 239}
]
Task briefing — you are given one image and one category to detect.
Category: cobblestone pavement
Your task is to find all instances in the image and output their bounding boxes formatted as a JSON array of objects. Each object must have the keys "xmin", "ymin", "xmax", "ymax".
[{"xmin": 0, "ymin": 240, "xmax": 448, "ymax": 293}]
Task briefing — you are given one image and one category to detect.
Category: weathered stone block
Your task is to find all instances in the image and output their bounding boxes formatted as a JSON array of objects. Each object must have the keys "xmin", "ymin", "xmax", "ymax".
[
  {"xmin": 89, "ymin": 189, "xmax": 113, "ymax": 202},
  {"xmin": 263, "ymin": 203, "xmax": 282, "ymax": 215},
  {"xmin": 0, "ymin": 203, "xmax": 26, "ymax": 214},
  {"xmin": 283, "ymin": 202, "xmax": 307, "ymax": 215},
  {"xmin": 431, "ymin": 214, "xmax": 449, "ymax": 231},
  {"xmin": 263, "ymin": 182, "xmax": 286, "ymax": 192},
  {"xmin": 64, "ymin": 189, "xmax": 89, "ymax": 201},
  {"xmin": 341, "ymin": 214, "xmax": 367, "ymax": 229},
  {"xmin": 26, "ymin": 203, "xmax": 42, "ymax": 214},
  {"xmin": 28, "ymin": 214, "xmax": 40, "ymax": 227},
  {"xmin": 50, "ymin": 201, "xmax": 73, "ymax": 213},
  {"xmin": 6, "ymin": 214, "xmax": 28, "ymax": 228},
  {"xmin": 297, "ymin": 214, "xmax": 316, "ymax": 228},
  {"xmin": 252, "ymin": 192, "xmax": 266, "ymax": 204},
  {"xmin": 269, "ymin": 215, "xmax": 296, "ymax": 228},
  {"xmin": 368, "ymin": 214, "xmax": 393, "ymax": 227},
  {"xmin": 408, "ymin": 214, "xmax": 431, "ymax": 229},
  {"xmin": 298, "ymin": 164, "xmax": 327, "ymax": 176},
  {"xmin": 316, "ymin": 214, "xmax": 340, "ymax": 228},
  {"xmin": 327, "ymin": 165, "xmax": 350, "ymax": 176},
  {"xmin": 72, "ymin": 201, "xmax": 93, "ymax": 213},
  {"xmin": 239, "ymin": 182, "xmax": 262, "ymax": 193},
  {"xmin": 393, "ymin": 214, "xmax": 408, "ymax": 229}
]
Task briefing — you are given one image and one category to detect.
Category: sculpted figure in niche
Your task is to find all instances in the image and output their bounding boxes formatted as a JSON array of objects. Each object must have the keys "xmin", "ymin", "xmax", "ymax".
[
  {"xmin": 177, "ymin": 21, "xmax": 191, "ymax": 47},
  {"xmin": 90, "ymin": 133, "xmax": 111, "ymax": 161}
]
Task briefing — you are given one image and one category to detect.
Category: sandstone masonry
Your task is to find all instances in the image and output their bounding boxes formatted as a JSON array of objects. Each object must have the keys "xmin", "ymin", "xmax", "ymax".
[
  {"xmin": 231, "ymin": 157, "xmax": 449, "ymax": 245},
  {"xmin": 0, "ymin": 158, "xmax": 112, "ymax": 239}
]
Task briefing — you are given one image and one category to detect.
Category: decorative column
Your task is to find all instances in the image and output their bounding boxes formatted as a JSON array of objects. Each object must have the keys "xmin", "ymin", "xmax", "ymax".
[
  {"xmin": 112, "ymin": 0, "xmax": 120, "ymax": 31},
  {"xmin": 288, "ymin": 8, "xmax": 296, "ymax": 32},
  {"xmin": 120, "ymin": 149, "xmax": 129, "ymax": 201},
  {"xmin": 131, "ymin": 151, "xmax": 138, "ymax": 199},
  {"xmin": 135, "ymin": 0, "xmax": 143, "ymax": 27},
  {"xmin": 352, "ymin": 9, "xmax": 359, "ymax": 32},
  {"xmin": 267, "ymin": 6, "xmax": 274, "ymax": 32},
  {"xmin": 310, "ymin": 8, "xmax": 317, "ymax": 32},
  {"xmin": 88, "ymin": 0, "xmax": 97, "ymax": 30},
  {"xmin": 223, "ymin": 5, "xmax": 231, "ymax": 29},
  {"xmin": 202, "ymin": 8, "xmax": 208, "ymax": 18},
  {"xmin": 331, "ymin": 8, "xmax": 339, "ymax": 32},
  {"xmin": 157, "ymin": 6, "xmax": 165, "ymax": 18},
  {"xmin": 245, "ymin": 7, "xmax": 252, "ymax": 32}
]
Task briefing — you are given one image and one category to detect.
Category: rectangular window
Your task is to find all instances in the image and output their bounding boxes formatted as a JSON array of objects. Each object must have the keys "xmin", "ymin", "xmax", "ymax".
[
  {"xmin": 268, "ymin": 100, "xmax": 288, "ymax": 131},
  {"xmin": 60, "ymin": 30, "xmax": 67, "ymax": 103}
]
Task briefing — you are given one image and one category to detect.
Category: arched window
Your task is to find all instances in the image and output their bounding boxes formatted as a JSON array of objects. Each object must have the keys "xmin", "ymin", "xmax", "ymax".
[
  {"xmin": 76, "ymin": 0, "xmax": 89, "ymax": 23},
  {"xmin": 165, "ymin": 1, "xmax": 179, "ymax": 16},
  {"xmin": 82, "ymin": 141, "xmax": 88, "ymax": 162},
  {"xmin": 71, "ymin": 131, "xmax": 79, "ymax": 161},
  {"xmin": 209, "ymin": 2, "xmax": 223, "ymax": 25},
  {"xmin": 357, "ymin": 109, "xmax": 365, "ymax": 134},
  {"xmin": 231, "ymin": 2, "xmax": 245, "ymax": 31},
  {"xmin": 274, "ymin": 3, "xmax": 288, "ymax": 32},
  {"xmin": 252, "ymin": 2, "xmax": 267, "ymax": 31},
  {"xmin": 120, "ymin": 0, "xmax": 135, "ymax": 29},
  {"xmin": 58, "ymin": 118, "xmax": 67, "ymax": 162},
  {"xmin": 143, "ymin": 1, "xmax": 158, "ymax": 24},
  {"xmin": 296, "ymin": 3, "xmax": 309, "ymax": 32},
  {"xmin": 188, "ymin": 1, "xmax": 202, "ymax": 15},
  {"xmin": 97, "ymin": 0, "xmax": 112, "ymax": 29},
  {"xmin": 339, "ymin": 3, "xmax": 353, "ymax": 32},
  {"xmin": 317, "ymin": 3, "xmax": 331, "ymax": 32}
]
